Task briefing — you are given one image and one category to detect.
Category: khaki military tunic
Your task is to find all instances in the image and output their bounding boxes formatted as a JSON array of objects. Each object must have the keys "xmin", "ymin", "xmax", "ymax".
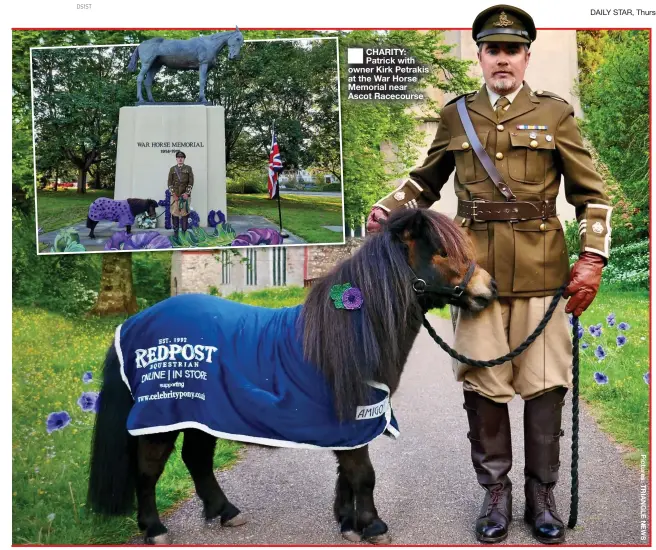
[
  {"xmin": 376, "ymin": 83, "xmax": 612, "ymax": 298},
  {"xmin": 167, "ymin": 164, "xmax": 194, "ymax": 217}
]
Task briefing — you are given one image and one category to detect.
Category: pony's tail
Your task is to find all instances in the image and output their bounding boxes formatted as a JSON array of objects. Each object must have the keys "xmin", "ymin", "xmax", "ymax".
[
  {"xmin": 127, "ymin": 46, "xmax": 139, "ymax": 72},
  {"xmin": 87, "ymin": 343, "xmax": 137, "ymax": 515}
]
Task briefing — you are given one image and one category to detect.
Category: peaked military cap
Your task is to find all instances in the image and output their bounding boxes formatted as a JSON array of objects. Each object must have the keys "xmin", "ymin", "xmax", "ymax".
[
  {"xmin": 472, "ymin": 4, "xmax": 536, "ymax": 45},
  {"xmin": 176, "ymin": 151, "xmax": 186, "ymax": 158}
]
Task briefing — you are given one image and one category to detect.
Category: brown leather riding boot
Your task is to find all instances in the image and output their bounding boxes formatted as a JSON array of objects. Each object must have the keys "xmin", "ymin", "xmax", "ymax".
[
  {"xmin": 524, "ymin": 387, "xmax": 567, "ymax": 544},
  {"xmin": 172, "ymin": 216, "xmax": 179, "ymax": 237},
  {"xmin": 463, "ymin": 390, "xmax": 513, "ymax": 543}
]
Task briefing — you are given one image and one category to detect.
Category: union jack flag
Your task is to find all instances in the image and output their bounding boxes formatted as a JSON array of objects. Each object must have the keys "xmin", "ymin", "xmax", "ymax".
[{"xmin": 267, "ymin": 131, "xmax": 284, "ymax": 199}]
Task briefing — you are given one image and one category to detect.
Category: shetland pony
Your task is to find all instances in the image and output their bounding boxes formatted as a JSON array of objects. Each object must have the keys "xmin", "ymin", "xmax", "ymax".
[
  {"xmin": 87, "ymin": 208, "xmax": 496, "ymax": 545},
  {"xmin": 86, "ymin": 198, "xmax": 158, "ymax": 238}
]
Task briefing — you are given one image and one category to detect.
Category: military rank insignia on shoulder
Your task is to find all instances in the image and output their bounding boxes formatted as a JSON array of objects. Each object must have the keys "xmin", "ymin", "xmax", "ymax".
[{"xmin": 533, "ymin": 90, "xmax": 568, "ymax": 103}]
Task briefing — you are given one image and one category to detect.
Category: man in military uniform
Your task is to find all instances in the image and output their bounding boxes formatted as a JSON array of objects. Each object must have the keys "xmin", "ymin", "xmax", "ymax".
[
  {"xmin": 167, "ymin": 151, "xmax": 195, "ymax": 236},
  {"xmin": 367, "ymin": 5, "xmax": 611, "ymax": 544}
]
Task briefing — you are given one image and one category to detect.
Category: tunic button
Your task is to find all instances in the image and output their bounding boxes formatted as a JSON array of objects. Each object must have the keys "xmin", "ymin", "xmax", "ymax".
[
  {"xmin": 539, "ymin": 223, "xmax": 547, "ymax": 231},
  {"xmin": 462, "ymin": 142, "xmax": 470, "ymax": 149},
  {"xmin": 530, "ymin": 140, "xmax": 539, "ymax": 148},
  {"xmin": 495, "ymin": 152, "xmax": 504, "ymax": 160},
  {"xmin": 497, "ymin": 124, "xmax": 504, "ymax": 131}
]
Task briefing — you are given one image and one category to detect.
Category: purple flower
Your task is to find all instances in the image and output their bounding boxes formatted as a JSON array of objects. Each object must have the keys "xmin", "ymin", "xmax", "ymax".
[
  {"xmin": 616, "ymin": 335, "xmax": 627, "ymax": 347},
  {"xmin": 46, "ymin": 411, "xmax": 71, "ymax": 433},
  {"xmin": 104, "ymin": 231, "xmax": 130, "ymax": 251},
  {"xmin": 588, "ymin": 325, "xmax": 602, "ymax": 338},
  {"xmin": 575, "ymin": 325, "xmax": 584, "ymax": 339},
  {"xmin": 618, "ymin": 322, "xmax": 631, "ymax": 331},
  {"xmin": 342, "ymin": 287, "xmax": 364, "ymax": 310},
  {"xmin": 643, "ymin": 372, "xmax": 650, "ymax": 385},
  {"xmin": 568, "ymin": 314, "xmax": 574, "ymax": 326},
  {"xmin": 188, "ymin": 211, "xmax": 200, "ymax": 228},
  {"xmin": 594, "ymin": 372, "xmax": 609, "ymax": 385},
  {"xmin": 77, "ymin": 391, "xmax": 99, "ymax": 412},
  {"xmin": 581, "ymin": 342, "xmax": 589, "ymax": 349},
  {"xmin": 606, "ymin": 313, "xmax": 616, "ymax": 327},
  {"xmin": 82, "ymin": 371, "xmax": 93, "ymax": 384},
  {"xmin": 231, "ymin": 228, "xmax": 283, "ymax": 246},
  {"xmin": 123, "ymin": 232, "xmax": 171, "ymax": 250},
  {"xmin": 208, "ymin": 210, "xmax": 226, "ymax": 228},
  {"xmin": 594, "ymin": 345, "xmax": 606, "ymax": 361}
]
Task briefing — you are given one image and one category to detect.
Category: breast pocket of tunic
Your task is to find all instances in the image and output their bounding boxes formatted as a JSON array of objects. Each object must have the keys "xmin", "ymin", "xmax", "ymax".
[
  {"xmin": 447, "ymin": 132, "xmax": 490, "ymax": 184},
  {"xmin": 508, "ymin": 133, "xmax": 555, "ymax": 184}
]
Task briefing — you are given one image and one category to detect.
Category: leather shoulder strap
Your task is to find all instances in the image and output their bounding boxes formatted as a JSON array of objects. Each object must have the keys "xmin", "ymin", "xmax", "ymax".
[{"xmin": 455, "ymin": 97, "xmax": 516, "ymax": 202}]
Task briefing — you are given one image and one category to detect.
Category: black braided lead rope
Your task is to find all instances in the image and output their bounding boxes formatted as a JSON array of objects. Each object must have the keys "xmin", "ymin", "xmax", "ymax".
[
  {"xmin": 568, "ymin": 315, "xmax": 580, "ymax": 529},
  {"xmin": 421, "ymin": 282, "xmax": 580, "ymax": 530},
  {"xmin": 421, "ymin": 284, "xmax": 566, "ymax": 368}
]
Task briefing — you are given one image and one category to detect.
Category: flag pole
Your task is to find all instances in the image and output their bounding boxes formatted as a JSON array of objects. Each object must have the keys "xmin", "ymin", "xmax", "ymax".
[{"xmin": 272, "ymin": 123, "xmax": 289, "ymax": 239}]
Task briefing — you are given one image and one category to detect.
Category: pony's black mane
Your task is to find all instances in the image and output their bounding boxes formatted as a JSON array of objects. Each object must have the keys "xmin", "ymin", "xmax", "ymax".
[{"xmin": 301, "ymin": 208, "xmax": 472, "ymax": 419}]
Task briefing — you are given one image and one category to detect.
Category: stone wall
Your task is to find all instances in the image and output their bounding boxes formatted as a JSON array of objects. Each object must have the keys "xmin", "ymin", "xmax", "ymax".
[{"xmin": 306, "ymin": 239, "xmax": 364, "ymax": 281}]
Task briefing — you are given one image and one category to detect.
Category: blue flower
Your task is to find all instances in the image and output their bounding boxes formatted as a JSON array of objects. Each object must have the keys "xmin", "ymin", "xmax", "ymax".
[
  {"xmin": 77, "ymin": 392, "xmax": 99, "ymax": 412},
  {"xmin": 588, "ymin": 325, "xmax": 602, "ymax": 338},
  {"xmin": 616, "ymin": 335, "xmax": 627, "ymax": 347},
  {"xmin": 82, "ymin": 371, "xmax": 93, "ymax": 384},
  {"xmin": 576, "ymin": 325, "xmax": 584, "ymax": 339},
  {"xmin": 594, "ymin": 345, "xmax": 606, "ymax": 361},
  {"xmin": 606, "ymin": 313, "xmax": 616, "ymax": 325},
  {"xmin": 594, "ymin": 372, "xmax": 609, "ymax": 385},
  {"xmin": 618, "ymin": 322, "xmax": 631, "ymax": 331},
  {"xmin": 46, "ymin": 411, "xmax": 71, "ymax": 434},
  {"xmin": 581, "ymin": 342, "xmax": 589, "ymax": 349},
  {"xmin": 643, "ymin": 372, "xmax": 650, "ymax": 385},
  {"xmin": 568, "ymin": 314, "xmax": 574, "ymax": 326}
]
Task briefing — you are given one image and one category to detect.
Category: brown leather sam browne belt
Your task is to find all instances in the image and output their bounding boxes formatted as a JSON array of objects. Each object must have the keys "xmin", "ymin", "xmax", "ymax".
[{"xmin": 458, "ymin": 199, "xmax": 557, "ymax": 222}]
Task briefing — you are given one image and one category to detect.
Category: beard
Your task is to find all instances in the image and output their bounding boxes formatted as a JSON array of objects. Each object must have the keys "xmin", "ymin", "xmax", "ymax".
[{"xmin": 489, "ymin": 75, "xmax": 517, "ymax": 95}]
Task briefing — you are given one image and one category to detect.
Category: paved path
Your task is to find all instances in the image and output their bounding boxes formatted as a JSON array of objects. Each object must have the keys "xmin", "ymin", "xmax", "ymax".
[
  {"xmin": 137, "ymin": 316, "xmax": 648, "ymax": 545},
  {"xmin": 38, "ymin": 214, "xmax": 305, "ymax": 252}
]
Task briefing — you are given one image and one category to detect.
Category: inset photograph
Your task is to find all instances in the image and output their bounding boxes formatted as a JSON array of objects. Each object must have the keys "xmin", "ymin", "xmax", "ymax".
[{"xmin": 31, "ymin": 34, "xmax": 344, "ymax": 254}]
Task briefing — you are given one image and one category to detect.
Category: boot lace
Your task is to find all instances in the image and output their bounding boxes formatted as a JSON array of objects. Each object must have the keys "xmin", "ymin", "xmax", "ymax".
[
  {"xmin": 536, "ymin": 483, "xmax": 556, "ymax": 512},
  {"xmin": 486, "ymin": 484, "xmax": 505, "ymax": 514}
]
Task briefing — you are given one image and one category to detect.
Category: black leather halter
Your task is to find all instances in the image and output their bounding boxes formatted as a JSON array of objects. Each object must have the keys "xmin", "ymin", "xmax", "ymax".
[{"xmin": 411, "ymin": 263, "xmax": 477, "ymax": 305}]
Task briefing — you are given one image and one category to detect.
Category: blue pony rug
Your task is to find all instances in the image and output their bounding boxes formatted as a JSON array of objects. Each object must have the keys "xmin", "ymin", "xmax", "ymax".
[{"xmin": 115, "ymin": 294, "xmax": 399, "ymax": 449}]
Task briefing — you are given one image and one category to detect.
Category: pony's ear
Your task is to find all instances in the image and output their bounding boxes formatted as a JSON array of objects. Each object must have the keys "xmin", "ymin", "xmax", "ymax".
[
  {"xmin": 235, "ymin": 25, "xmax": 239, "ymax": 31},
  {"xmin": 386, "ymin": 210, "xmax": 428, "ymax": 244}
]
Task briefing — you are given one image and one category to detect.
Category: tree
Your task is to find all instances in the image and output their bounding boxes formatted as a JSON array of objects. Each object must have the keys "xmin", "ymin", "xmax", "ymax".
[
  {"xmin": 31, "ymin": 46, "xmax": 135, "ymax": 194},
  {"xmin": 576, "ymin": 31, "xmax": 649, "ymax": 241},
  {"xmin": 90, "ymin": 254, "xmax": 138, "ymax": 316},
  {"xmin": 336, "ymin": 31, "xmax": 478, "ymax": 229}
]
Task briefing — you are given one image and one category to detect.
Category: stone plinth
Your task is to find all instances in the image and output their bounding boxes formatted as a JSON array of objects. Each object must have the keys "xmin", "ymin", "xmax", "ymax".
[{"xmin": 114, "ymin": 105, "xmax": 227, "ymax": 227}]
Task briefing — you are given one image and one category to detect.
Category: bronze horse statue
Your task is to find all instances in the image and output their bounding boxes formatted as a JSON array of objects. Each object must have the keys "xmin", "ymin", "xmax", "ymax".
[
  {"xmin": 127, "ymin": 28, "xmax": 244, "ymax": 103},
  {"xmin": 87, "ymin": 209, "xmax": 497, "ymax": 544}
]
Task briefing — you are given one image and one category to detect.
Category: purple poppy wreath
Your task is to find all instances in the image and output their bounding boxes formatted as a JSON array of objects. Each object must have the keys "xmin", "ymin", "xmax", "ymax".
[
  {"xmin": 330, "ymin": 283, "xmax": 363, "ymax": 310},
  {"xmin": 231, "ymin": 228, "xmax": 284, "ymax": 247}
]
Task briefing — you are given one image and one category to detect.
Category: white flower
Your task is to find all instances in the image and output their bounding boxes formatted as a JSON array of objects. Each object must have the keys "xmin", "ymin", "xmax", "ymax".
[{"xmin": 47, "ymin": 513, "xmax": 55, "ymax": 522}]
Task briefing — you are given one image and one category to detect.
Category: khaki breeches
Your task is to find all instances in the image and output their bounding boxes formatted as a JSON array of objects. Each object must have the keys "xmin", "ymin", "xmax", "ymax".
[
  {"xmin": 171, "ymin": 195, "xmax": 191, "ymax": 217},
  {"xmin": 450, "ymin": 296, "xmax": 573, "ymax": 403}
]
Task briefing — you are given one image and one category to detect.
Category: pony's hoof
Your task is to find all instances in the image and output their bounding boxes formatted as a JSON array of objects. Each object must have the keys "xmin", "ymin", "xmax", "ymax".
[
  {"xmin": 341, "ymin": 530, "xmax": 362, "ymax": 542},
  {"xmin": 145, "ymin": 533, "xmax": 170, "ymax": 545},
  {"xmin": 367, "ymin": 533, "xmax": 392, "ymax": 545},
  {"xmin": 222, "ymin": 513, "xmax": 247, "ymax": 527}
]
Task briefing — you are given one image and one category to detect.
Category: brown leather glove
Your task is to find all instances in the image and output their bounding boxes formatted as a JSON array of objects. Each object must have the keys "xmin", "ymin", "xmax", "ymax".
[
  {"xmin": 366, "ymin": 206, "xmax": 389, "ymax": 233},
  {"xmin": 563, "ymin": 252, "xmax": 605, "ymax": 317}
]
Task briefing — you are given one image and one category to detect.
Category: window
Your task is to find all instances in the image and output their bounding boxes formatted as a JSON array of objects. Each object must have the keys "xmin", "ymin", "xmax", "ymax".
[
  {"xmin": 272, "ymin": 247, "xmax": 287, "ymax": 286},
  {"xmin": 245, "ymin": 249, "xmax": 257, "ymax": 286},
  {"xmin": 221, "ymin": 250, "xmax": 231, "ymax": 285}
]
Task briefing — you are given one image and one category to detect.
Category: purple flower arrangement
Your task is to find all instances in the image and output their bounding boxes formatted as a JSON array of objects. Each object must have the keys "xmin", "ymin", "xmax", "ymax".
[
  {"xmin": 231, "ymin": 228, "xmax": 284, "ymax": 247},
  {"xmin": 208, "ymin": 209, "xmax": 226, "ymax": 228},
  {"xmin": 188, "ymin": 210, "xmax": 200, "ymax": 228},
  {"xmin": 158, "ymin": 189, "xmax": 172, "ymax": 230},
  {"xmin": 104, "ymin": 231, "xmax": 171, "ymax": 251}
]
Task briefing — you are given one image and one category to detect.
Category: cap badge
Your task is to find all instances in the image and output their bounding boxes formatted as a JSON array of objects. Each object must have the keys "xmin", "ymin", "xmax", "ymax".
[
  {"xmin": 493, "ymin": 11, "xmax": 514, "ymax": 27},
  {"xmin": 394, "ymin": 191, "xmax": 406, "ymax": 201},
  {"xmin": 592, "ymin": 221, "xmax": 604, "ymax": 234}
]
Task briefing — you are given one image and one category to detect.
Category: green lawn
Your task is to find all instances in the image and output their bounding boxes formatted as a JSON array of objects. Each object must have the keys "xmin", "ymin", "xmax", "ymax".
[
  {"xmin": 36, "ymin": 189, "xmax": 113, "ymax": 234},
  {"xmin": 227, "ymin": 193, "xmax": 344, "ymax": 244},
  {"xmin": 12, "ymin": 308, "xmax": 240, "ymax": 545}
]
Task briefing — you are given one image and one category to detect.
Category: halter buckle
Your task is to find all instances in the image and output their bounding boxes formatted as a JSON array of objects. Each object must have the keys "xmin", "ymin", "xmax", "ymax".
[{"xmin": 452, "ymin": 286, "xmax": 465, "ymax": 298}]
